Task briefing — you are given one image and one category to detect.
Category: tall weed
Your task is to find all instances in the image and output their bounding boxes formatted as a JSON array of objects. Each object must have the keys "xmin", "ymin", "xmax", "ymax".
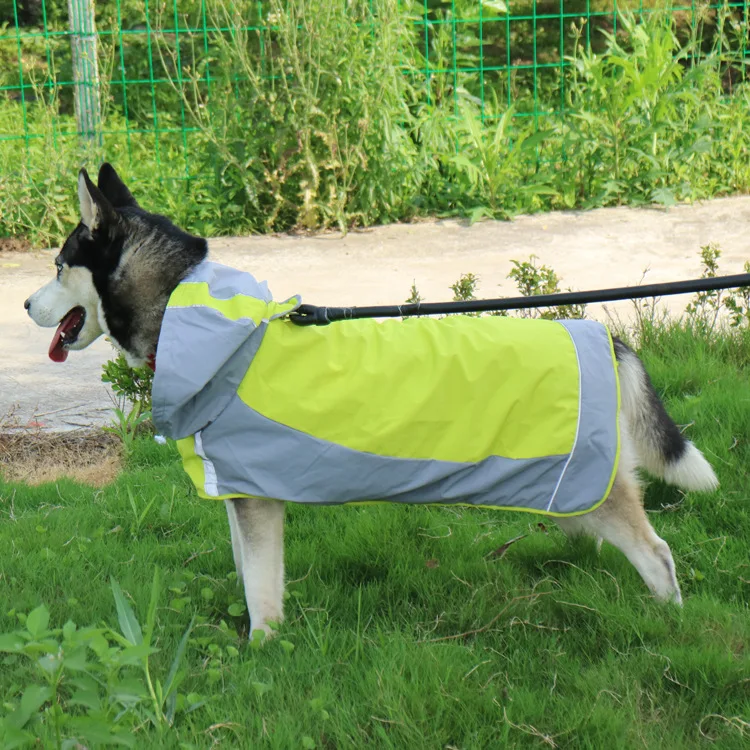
[
  {"xmin": 1, "ymin": 4, "xmax": 750, "ymax": 244},
  {"xmin": 557, "ymin": 9, "xmax": 745, "ymax": 208}
]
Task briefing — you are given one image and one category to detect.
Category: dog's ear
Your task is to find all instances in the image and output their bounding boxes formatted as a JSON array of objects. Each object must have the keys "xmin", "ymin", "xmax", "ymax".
[
  {"xmin": 78, "ymin": 168, "xmax": 117, "ymax": 232},
  {"xmin": 97, "ymin": 162, "xmax": 139, "ymax": 209}
]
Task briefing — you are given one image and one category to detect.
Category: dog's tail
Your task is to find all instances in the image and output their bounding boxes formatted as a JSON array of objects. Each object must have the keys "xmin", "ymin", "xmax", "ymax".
[{"xmin": 614, "ymin": 338, "xmax": 719, "ymax": 492}]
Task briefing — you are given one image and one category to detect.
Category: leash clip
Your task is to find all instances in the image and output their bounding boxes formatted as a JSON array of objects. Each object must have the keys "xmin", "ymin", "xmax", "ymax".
[{"xmin": 289, "ymin": 304, "xmax": 332, "ymax": 327}]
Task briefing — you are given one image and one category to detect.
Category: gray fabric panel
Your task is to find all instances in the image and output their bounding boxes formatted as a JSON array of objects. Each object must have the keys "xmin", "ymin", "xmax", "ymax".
[
  {"xmin": 198, "ymin": 393, "xmax": 573, "ymax": 509},
  {"xmin": 181, "ymin": 261, "xmax": 275, "ymax": 302},
  {"xmin": 152, "ymin": 308, "xmax": 268, "ymax": 440},
  {"xmin": 547, "ymin": 320, "xmax": 619, "ymax": 514}
]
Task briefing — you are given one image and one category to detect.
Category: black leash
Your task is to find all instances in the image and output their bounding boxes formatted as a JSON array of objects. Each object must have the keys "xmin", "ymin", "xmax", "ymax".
[{"xmin": 289, "ymin": 272, "xmax": 750, "ymax": 326}]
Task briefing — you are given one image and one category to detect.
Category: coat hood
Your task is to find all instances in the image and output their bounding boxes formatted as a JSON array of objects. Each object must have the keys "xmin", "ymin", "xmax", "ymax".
[{"xmin": 152, "ymin": 261, "xmax": 301, "ymax": 439}]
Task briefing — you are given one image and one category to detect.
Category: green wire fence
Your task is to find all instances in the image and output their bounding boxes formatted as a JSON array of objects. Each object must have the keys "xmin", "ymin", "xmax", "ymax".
[{"xmin": 0, "ymin": 1, "xmax": 748, "ymax": 242}]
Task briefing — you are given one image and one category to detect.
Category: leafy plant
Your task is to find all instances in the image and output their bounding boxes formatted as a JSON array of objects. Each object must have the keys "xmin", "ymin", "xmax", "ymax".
[
  {"xmin": 0, "ymin": 569, "xmax": 198, "ymax": 749},
  {"xmin": 507, "ymin": 256, "xmax": 586, "ymax": 320},
  {"xmin": 103, "ymin": 406, "xmax": 153, "ymax": 457},
  {"xmin": 685, "ymin": 243, "xmax": 750, "ymax": 333},
  {"xmin": 450, "ymin": 272, "xmax": 479, "ymax": 303},
  {"xmin": 109, "ymin": 572, "xmax": 197, "ymax": 730},
  {"xmin": 101, "ymin": 351, "xmax": 155, "ymax": 453},
  {"xmin": 101, "ymin": 352, "xmax": 154, "ymax": 416},
  {"xmin": 450, "ymin": 103, "xmax": 556, "ymax": 221},
  {"xmin": 3, "ymin": 4, "xmax": 750, "ymax": 246}
]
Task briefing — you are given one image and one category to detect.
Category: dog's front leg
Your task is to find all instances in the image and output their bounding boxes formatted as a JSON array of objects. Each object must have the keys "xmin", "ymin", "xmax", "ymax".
[{"xmin": 228, "ymin": 497, "xmax": 285, "ymax": 638}]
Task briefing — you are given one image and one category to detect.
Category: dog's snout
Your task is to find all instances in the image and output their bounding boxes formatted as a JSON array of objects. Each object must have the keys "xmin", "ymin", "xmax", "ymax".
[{"xmin": 24, "ymin": 297, "xmax": 31, "ymax": 311}]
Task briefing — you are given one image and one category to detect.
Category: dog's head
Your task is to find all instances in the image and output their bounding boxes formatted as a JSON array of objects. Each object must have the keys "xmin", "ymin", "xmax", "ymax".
[
  {"xmin": 24, "ymin": 164, "xmax": 139, "ymax": 361},
  {"xmin": 25, "ymin": 163, "xmax": 207, "ymax": 365}
]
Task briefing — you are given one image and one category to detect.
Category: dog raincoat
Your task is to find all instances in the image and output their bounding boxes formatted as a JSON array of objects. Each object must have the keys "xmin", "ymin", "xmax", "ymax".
[{"xmin": 152, "ymin": 262, "xmax": 620, "ymax": 517}]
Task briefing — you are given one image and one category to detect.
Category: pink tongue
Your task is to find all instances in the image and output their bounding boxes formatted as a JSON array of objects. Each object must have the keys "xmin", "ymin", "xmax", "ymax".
[{"xmin": 48, "ymin": 309, "xmax": 83, "ymax": 363}]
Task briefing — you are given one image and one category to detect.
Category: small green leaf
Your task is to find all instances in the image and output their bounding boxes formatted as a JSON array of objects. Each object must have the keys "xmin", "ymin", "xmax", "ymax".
[
  {"xmin": 7, "ymin": 684, "xmax": 52, "ymax": 730},
  {"xmin": 652, "ymin": 187, "xmax": 677, "ymax": 207},
  {"xmin": 114, "ymin": 643, "xmax": 159, "ymax": 667},
  {"xmin": 251, "ymin": 681, "xmax": 271, "ymax": 697},
  {"xmin": 62, "ymin": 645, "xmax": 89, "ymax": 672},
  {"xmin": 144, "ymin": 567, "xmax": 162, "ymax": 647},
  {"xmin": 0, "ymin": 633, "xmax": 24, "ymax": 653},
  {"xmin": 110, "ymin": 578, "xmax": 143, "ymax": 646},
  {"xmin": 301, "ymin": 736, "xmax": 316, "ymax": 749},
  {"xmin": 164, "ymin": 615, "xmax": 195, "ymax": 726},
  {"xmin": 280, "ymin": 640, "xmax": 295, "ymax": 654},
  {"xmin": 68, "ymin": 687, "xmax": 101, "ymax": 712},
  {"xmin": 25, "ymin": 606, "xmax": 50, "ymax": 638},
  {"xmin": 0, "ymin": 725, "xmax": 35, "ymax": 750},
  {"xmin": 227, "ymin": 602, "xmax": 246, "ymax": 617},
  {"xmin": 206, "ymin": 668, "xmax": 222, "ymax": 684},
  {"xmin": 249, "ymin": 629, "xmax": 266, "ymax": 650},
  {"xmin": 110, "ymin": 677, "xmax": 149, "ymax": 705},
  {"xmin": 201, "ymin": 587, "xmax": 214, "ymax": 601},
  {"xmin": 66, "ymin": 716, "xmax": 136, "ymax": 747}
]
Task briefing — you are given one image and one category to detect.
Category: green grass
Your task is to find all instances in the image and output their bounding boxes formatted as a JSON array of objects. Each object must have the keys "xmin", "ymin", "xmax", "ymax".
[{"xmin": 1, "ymin": 321, "xmax": 749, "ymax": 748}]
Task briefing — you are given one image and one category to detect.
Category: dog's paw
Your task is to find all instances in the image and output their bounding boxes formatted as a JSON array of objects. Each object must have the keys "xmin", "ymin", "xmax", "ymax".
[
  {"xmin": 248, "ymin": 624, "xmax": 279, "ymax": 647},
  {"xmin": 248, "ymin": 618, "xmax": 283, "ymax": 646}
]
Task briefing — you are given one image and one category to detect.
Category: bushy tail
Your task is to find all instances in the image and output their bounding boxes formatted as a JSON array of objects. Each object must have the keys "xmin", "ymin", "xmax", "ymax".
[{"xmin": 614, "ymin": 339, "xmax": 719, "ymax": 492}]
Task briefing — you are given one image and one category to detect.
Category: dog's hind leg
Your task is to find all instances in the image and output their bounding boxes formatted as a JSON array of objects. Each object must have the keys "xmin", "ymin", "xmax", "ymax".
[
  {"xmin": 229, "ymin": 497, "xmax": 286, "ymax": 637},
  {"xmin": 556, "ymin": 472, "xmax": 682, "ymax": 605}
]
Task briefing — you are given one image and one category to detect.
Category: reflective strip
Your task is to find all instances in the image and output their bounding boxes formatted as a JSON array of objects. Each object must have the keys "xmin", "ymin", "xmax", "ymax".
[
  {"xmin": 169, "ymin": 281, "xmax": 299, "ymax": 324},
  {"xmin": 194, "ymin": 430, "xmax": 219, "ymax": 496},
  {"xmin": 546, "ymin": 324, "xmax": 583, "ymax": 512},
  {"xmin": 544, "ymin": 319, "xmax": 620, "ymax": 515}
]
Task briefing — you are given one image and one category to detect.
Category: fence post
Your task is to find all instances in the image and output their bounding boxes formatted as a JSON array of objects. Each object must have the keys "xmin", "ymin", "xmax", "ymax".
[{"xmin": 67, "ymin": 0, "xmax": 100, "ymax": 141}]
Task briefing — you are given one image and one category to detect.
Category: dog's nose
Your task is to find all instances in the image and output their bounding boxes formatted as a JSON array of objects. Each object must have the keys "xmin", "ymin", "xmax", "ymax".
[{"xmin": 23, "ymin": 297, "xmax": 31, "ymax": 311}]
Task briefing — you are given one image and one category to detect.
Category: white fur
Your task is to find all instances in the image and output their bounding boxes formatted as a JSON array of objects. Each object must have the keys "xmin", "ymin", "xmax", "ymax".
[
  {"xmin": 78, "ymin": 172, "xmax": 100, "ymax": 230},
  {"xmin": 25, "ymin": 266, "xmax": 104, "ymax": 351},
  {"xmin": 226, "ymin": 498, "xmax": 285, "ymax": 638},
  {"xmin": 617, "ymin": 343, "xmax": 718, "ymax": 491},
  {"xmin": 662, "ymin": 441, "xmax": 719, "ymax": 492},
  {"xmin": 556, "ymin": 416, "xmax": 682, "ymax": 604}
]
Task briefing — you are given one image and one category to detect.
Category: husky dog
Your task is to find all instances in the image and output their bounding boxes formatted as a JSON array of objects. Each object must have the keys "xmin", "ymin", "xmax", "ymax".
[{"xmin": 25, "ymin": 164, "xmax": 719, "ymax": 636}]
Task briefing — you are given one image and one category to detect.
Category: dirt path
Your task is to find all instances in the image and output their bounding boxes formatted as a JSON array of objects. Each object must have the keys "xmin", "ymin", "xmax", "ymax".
[{"xmin": 2, "ymin": 196, "xmax": 749, "ymax": 431}]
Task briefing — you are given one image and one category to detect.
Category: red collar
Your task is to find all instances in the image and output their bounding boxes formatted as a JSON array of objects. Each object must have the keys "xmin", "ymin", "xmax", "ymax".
[{"xmin": 146, "ymin": 353, "xmax": 156, "ymax": 372}]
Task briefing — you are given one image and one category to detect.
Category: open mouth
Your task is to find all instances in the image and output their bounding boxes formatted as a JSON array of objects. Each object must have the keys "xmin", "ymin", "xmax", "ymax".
[{"xmin": 49, "ymin": 306, "xmax": 86, "ymax": 362}]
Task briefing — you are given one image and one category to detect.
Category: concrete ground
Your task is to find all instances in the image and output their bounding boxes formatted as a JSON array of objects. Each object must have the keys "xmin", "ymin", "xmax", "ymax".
[{"xmin": 2, "ymin": 196, "xmax": 749, "ymax": 431}]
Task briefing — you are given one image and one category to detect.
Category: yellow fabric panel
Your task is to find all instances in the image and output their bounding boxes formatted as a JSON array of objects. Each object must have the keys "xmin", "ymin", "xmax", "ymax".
[
  {"xmin": 176, "ymin": 436, "xmax": 206, "ymax": 495},
  {"xmin": 168, "ymin": 282, "xmax": 299, "ymax": 323},
  {"xmin": 237, "ymin": 315, "xmax": 580, "ymax": 463}
]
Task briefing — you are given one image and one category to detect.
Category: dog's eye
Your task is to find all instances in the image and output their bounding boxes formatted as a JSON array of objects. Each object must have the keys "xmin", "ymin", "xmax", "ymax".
[{"xmin": 55, "ymin": 263, "xmax": 63, "ymax": 277}]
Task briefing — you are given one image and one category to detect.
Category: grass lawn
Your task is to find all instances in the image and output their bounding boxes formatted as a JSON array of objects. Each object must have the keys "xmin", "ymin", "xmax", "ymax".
[{"xmin": 1, "ymin": 324, "xmax": 749, "ymax": 748}]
